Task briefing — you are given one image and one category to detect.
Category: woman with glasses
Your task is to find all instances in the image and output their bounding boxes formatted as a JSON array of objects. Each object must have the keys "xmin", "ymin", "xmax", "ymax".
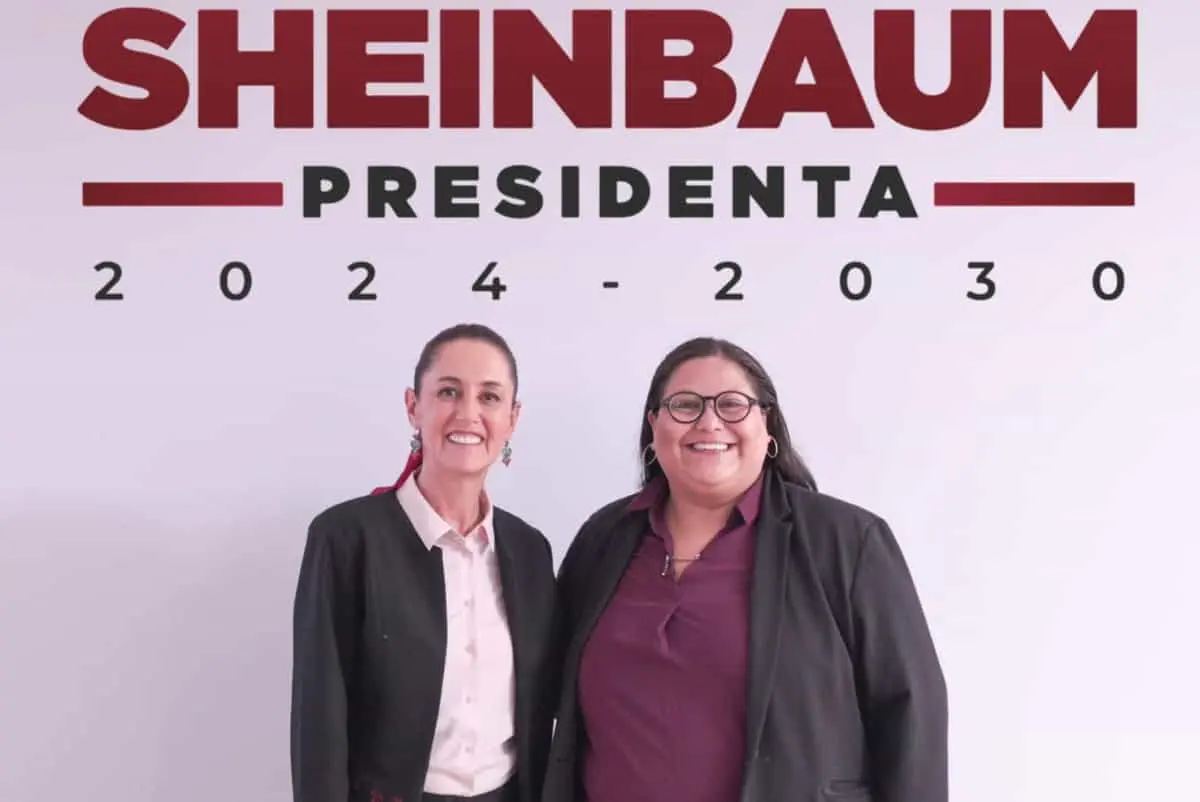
[{"xmin": 543, "ymin": 337, "xmax": 947, "ymax": 802}]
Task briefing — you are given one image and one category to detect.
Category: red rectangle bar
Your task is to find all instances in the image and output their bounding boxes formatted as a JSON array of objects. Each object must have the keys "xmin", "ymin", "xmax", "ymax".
[
  {"xmin": 82, "ymin": 181, "xmax": 284, "ymax": 207},
  {"xmin": 933, "ymin": 181, "xmax": 1134, "ymax": 207}
]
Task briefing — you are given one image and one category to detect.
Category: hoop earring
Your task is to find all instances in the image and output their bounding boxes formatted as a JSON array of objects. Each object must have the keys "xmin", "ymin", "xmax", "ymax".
[
  {"xmin": 501, "ymin": 440, "xmax": 513, "ymax": 467},
  {"xmin": 410, "ymin": 431, "xmax": 422, "ymax": 452},
  {"xmin": 642, "ymin": 443, "xmax": 657, "ymax": 465},
  {"xmin": 766, "ymin": 436, "xmax": 778, "ymax": 459}
]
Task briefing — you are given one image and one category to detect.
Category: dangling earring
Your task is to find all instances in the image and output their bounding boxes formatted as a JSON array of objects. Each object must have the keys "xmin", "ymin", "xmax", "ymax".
[
  {"xmin": 410, "ymin": 431, "xmax": 422, "ymax": 453},
  {"xmin": 642, "ymin": 443, "xmax": 657, "ymax": 465},
  {"xmin": 766, "ymin": 436, "xmax": 778, "ymax": 459},
  {"xmin": 501, "ymin": 440, "xmax": 513, "ymax": 467}
]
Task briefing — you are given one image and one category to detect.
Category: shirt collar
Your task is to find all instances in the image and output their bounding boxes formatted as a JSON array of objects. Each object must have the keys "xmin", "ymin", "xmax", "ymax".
[
  {"xmin": 396, "ymin": 472, "xmax": 495, "ymax": 551},
  {"xmin": 627, "ymin": 470, "xmax": 766, "ymax": 537}
]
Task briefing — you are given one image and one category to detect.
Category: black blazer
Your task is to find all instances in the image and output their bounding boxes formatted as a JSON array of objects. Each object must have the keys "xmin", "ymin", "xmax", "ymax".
[
  {"xmin": 545, "ymin": 468, "xmax": 948, "ymax": 802},
  {"xmin": 290, "ymin": 491, "xmax": 557, "ymax": 802}
]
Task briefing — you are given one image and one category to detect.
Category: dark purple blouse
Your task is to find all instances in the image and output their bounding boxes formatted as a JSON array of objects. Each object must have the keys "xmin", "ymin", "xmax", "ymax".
[{"xmin": 577, "ymin": 473, "xmax": 764, "ymax": 802}]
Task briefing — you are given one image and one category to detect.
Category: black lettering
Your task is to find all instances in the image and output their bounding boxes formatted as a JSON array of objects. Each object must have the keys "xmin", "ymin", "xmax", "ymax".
[
  {"xmin": 561, "ymin": 166, "xmax": 580, "ymax": 218},
  {"xmin": 495, "ymin": 165, "xmax": 543, "ymax": 219},
  {"xmin": 220, "ymin": 261, "xmax": 252, "ymax": 300},
  {"xmin": 1093, "ymin": 260, "xmax": 1124, "ymax": 300},
  {"xmin": 967, "ymin": 260, "xmax": 995, "ymax": 300},
  {"xmin": 299, "ymin": 163, "xmax": 929, "ymax": 221},
  {"xmin": 669, "ymin": 166, "xmax": 713, "ymax": 218},
  {"xmin": 302, "ymin": 166, "xmax": 349, "ymax": 218},
  {"xmin": 367, "ymin": 167, "xmax": 417, "ymax": 218},
  {"xmin": 714, "ymin": 261, "xmax": 744, "ymax": 300},
  {"xmin": 860, "ymin": 165, "xmax": 917, "ymax": 218},
  {"xmin": 472, "ymin": 261, "xmax": 507, "ymax": 300},
  {"xmin": 348, "ymin": 261, "xmax": 376, "ymax": 300},
  {"xmin": 599, "ymin": 166, "xmax": 650, "ymax": 217},
  {"xmin": 94, "ymin": 261, "xmax": 123, "ymax": 300},
  {"xmin": 732, "ymin": 166, "xmax": 784, "ymax": 218},
  {"xmin": 801, "ymin": 166, "xmax": 850, "ymax": 218},
  {"xmin": 840, "ymin": 261, "xmax": 871, "ymax": 300},
  {"xmin": 435, "ymin": 166, "xmax": 479, "ymax": 217}
]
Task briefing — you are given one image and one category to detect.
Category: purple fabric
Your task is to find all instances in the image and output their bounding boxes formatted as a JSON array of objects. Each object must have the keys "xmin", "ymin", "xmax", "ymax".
[{"xmin": 577, "ymin": 473, "xmax": 764, "ymax": 802}]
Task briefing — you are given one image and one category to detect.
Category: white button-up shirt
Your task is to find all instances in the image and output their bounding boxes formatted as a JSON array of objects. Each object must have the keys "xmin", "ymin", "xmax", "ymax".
[{"xmin": 396, "ymin": 476, "xmax": 517, "ymax": 796}]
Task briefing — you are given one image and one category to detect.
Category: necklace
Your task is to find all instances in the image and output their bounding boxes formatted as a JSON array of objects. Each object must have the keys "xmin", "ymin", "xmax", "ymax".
[{"xmin": 660, "ymin": 552, "xmax": 701, "ymax": 577}]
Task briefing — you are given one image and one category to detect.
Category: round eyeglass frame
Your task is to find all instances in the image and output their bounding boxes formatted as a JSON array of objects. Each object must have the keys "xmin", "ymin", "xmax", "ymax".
[{"xmin": 656, "ymin": 390, "xmax": 769, "ymax": 424}]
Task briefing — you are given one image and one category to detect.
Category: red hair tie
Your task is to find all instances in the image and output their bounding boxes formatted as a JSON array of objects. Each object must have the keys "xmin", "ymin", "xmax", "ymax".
[{"xmin": 371, "ymin": 449, "xmax": 422, "ymax": 495}]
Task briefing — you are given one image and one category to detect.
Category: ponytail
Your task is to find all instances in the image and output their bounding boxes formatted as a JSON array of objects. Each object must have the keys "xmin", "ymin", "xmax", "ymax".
[{"xmin": 370, "ymin": 448, "xmax": 423, "ymax": 495}]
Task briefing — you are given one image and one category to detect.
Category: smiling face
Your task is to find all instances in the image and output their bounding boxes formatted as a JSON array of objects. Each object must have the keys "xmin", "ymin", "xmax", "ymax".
[
  {"xmin": 405, "ymin": 338, "xmax": 520, "ymax": 478},
  {"xmin": 648, "ymin": 355, "xmax": 770, "ymax": 500}
]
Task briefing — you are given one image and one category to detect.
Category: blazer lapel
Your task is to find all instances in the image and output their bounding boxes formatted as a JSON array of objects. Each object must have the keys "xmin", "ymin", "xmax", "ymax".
[
  {"xmin": 377, "ymin": 491, "xmax": 449, "ymax": 649},
  {"xmin": 743, "ymin": 470, "xmax": 792, "ymax": 766},
  {"xmin": 565, "ymin": 512, "xmax": 643, "ymax": 677}
]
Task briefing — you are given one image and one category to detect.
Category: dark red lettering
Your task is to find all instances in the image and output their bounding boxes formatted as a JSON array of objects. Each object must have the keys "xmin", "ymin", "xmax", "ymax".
[
  {"xmin": 1004, "ymin": 9, "xmax": 1137, "ymax": 128},
  {"xmin": 326, "ymin": 11, "xmax": 428, "ymax": 127},
  {"xmin": 739, "ymin": 9, "xmax": 873, "ymax": 128},
  {"xmin": 78, "ymin": 7, "xmax": 1139, "ymax": 133},
  {"xmin": 196, "ymin": 10, "xmax": 314, "ymax": 128},
  {"xmin": 624, "ymin": 10, "xmax": 735, "ymax": 128},
  {"xmin": 77, "ymin": 8, "xmax": 189, "ymax": 130},
  {"xmin": 493, "ymin": 10, "xmax": 612, "ymax": 128},
  {"xmin": 440, "ymin": 10, "xmax": 481, "ymax": 127},
  {"xmin": 875, "ymin": 9, "xmax": 991, "ymax": 130}
]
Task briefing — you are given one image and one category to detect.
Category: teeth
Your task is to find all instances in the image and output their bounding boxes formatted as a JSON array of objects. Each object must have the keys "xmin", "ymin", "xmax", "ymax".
[
  {"xmin": 448, "ymin": 433, "xmax": 483, "ymax": 445},
  {"xmin": 689, "ymin": 443, "xmax": 730, "ymax": 451}
]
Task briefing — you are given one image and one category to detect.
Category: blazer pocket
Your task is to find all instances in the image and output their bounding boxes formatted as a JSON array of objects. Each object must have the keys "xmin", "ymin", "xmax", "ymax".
[
  {"xmin": 351, "ymin": 777, "xmax": 406, "ymax": 802},
  {"xmin": 824, "ymin": 779, "xmax": 870, "ymax": 799}
]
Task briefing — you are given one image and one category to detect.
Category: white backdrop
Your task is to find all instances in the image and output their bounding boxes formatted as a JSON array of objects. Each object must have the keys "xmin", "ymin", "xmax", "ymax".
[{"xmin": 2, "ymin": 1, "xmax": 1198, "ymax": 801}]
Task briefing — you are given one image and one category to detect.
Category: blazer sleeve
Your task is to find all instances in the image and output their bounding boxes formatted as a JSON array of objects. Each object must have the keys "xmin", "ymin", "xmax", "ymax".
[
  {"xmin": 290, "ymin": 514, "xmax": 362, "ymax": 802},
  {"xmin": 849, "ymin": 518, "xmax": 948, "ymax": 802}
]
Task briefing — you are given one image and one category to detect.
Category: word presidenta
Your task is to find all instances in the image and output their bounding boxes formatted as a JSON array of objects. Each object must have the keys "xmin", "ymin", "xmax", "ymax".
[{"xmin": 300, "ymin": 164, "xmax": 917, "ymax": 220}]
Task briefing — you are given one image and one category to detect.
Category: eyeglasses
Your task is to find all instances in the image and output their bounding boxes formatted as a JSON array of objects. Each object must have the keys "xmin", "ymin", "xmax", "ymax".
[{"xmin": 656, "ymin": 391, "xmax": 768, "ymax": 424}]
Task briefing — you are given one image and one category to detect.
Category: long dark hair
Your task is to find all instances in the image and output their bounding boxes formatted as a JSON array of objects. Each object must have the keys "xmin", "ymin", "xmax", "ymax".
[{"xmin": 638, "ymin": 337, "xmax": 817, "ymax": 490}]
